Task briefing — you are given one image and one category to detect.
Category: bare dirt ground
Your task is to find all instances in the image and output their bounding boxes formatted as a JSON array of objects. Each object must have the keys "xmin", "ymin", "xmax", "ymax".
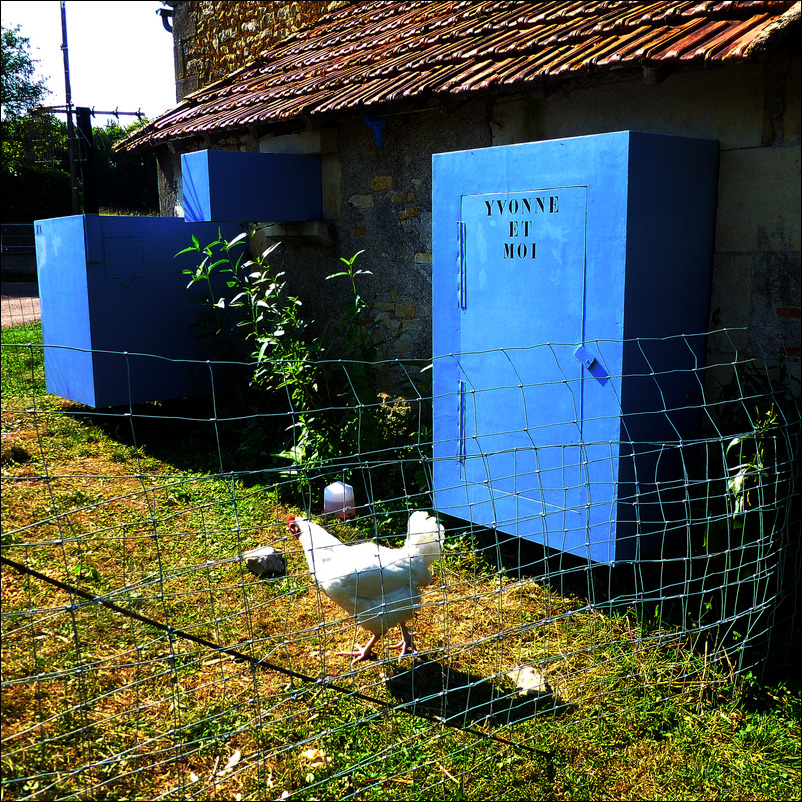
[{"xmin": 1, "ymin": 283, "xmax": 40, "ymax": 328}]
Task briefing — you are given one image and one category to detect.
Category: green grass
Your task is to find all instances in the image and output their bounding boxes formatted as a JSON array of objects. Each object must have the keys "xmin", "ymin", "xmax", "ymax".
[
  {"xmin": 1, "ymin": 322, "xmax": 47, "ymax": 406},
  {"xmin": 1, "ymin": 322, "xmax": 800, "ymax": 801}
]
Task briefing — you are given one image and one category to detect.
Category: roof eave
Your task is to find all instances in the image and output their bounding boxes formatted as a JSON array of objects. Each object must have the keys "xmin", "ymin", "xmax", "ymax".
[
  {"xmin": 115, "ymin": 1, "xmax": 801, "ymax": 156},
  {"xmin": 741, "ymin": 1, "xmax": 801, "ymax": 58}
]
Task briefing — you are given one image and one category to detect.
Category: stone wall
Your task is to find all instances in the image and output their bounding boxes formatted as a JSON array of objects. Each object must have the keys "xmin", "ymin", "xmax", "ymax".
[
  {"xmin": 252, "ymin": 100, "xmax": 491, "ymax": 373},
  {"xmin": 158, "ymin": 43, "xmax": 800, "ymax": 386},
  {"xmin": 170, "ymin": 1, "xmax": 349, "ymax": 100}
]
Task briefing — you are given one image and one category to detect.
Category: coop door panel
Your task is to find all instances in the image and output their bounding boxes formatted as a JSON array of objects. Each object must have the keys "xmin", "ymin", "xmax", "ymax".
[{"xmin": 458, "ymin": 187, "xmax": 589, "ymax": 549}]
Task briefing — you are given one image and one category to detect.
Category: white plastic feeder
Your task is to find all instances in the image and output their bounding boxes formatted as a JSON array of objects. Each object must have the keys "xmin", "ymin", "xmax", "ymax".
[{"xmin": 323, "ymin": 481, "xmax": 355, "ymax": 519}]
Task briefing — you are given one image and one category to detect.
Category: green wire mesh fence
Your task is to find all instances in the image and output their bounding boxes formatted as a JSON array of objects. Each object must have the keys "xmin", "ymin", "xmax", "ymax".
[{"xmin": 1, "ymin": 325, "xmax": 799, "ymax": 800}]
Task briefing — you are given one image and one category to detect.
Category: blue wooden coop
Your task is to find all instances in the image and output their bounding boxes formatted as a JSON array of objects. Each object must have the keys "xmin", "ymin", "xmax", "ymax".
[
  {"xmin": 35, "ymin": 151, "xmax": 323, "ymax": 408},
  {"xmin": 34, "ymin": 214, "xmax": 243, "ymax": 408},
  {"xmin": 431, "ymin": 131, "xmax": 719, "ymax": 564}
]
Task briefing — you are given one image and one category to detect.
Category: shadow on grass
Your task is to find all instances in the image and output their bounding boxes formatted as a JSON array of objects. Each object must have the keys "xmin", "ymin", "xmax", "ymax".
[
  {"xmin": 384, "ymin": 656, "xmax": 569, "ymax": 729},
  {"xmin": 71, "ymin": 393, "xmax": 280, "ymax": 477}
]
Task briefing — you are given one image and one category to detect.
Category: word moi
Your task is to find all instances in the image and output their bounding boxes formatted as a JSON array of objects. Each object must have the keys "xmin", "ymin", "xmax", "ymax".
[{"xmin": 484, "ymin": 194, "xmax": 560, "ymax": 261}]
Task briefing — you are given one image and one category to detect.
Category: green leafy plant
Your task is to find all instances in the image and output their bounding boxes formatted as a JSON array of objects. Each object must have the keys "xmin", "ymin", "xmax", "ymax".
[
  {"xmin": 726, "ymin": 404, "xmax": 781, "ymax": 520},
  {"xmin": 178, "ymin": 232, "xmax": 425, "ymax": 501},
  {"xmin": 324, "ymin": 249, "xmax": 373, "ymax": 357},
  {"xmin": 698, "ymin": 361, "xmax": 800, "ymax": 550},
  {"xmin": 179, "ymin": 230, "xmax": 252, "ymax": 357}
]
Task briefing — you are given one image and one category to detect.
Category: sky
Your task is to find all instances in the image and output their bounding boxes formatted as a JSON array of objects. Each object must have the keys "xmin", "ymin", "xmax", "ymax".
[{"xmin": 1, "ymin": 1, "xmax": 176, "ymax": 126}]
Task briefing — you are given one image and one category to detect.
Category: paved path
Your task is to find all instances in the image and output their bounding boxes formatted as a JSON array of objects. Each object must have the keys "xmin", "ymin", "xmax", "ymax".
[{"xmin": 1, "ymin": 282, "xmax": 41, "ymax": 328}]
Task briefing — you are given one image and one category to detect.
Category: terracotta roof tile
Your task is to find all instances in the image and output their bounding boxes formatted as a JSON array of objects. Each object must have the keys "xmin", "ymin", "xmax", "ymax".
[{"xmin": 118, "ymin": 0, "xmax": 799, "ymax": 152}]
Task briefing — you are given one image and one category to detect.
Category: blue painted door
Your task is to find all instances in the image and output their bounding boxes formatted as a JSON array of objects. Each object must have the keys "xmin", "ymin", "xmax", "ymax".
[{"xmin": 456, "ymin": 187, "xmax": 591, "ymax": 552}]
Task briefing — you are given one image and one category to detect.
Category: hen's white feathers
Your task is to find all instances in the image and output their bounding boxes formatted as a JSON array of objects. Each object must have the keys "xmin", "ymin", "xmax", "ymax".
[
  {"xmin": 403, "ymin": 509, "xmax": 443, "ymax": 568},
  {"xmin": 293, "ymin": 512, "xmax": 443, "ymax": 639}
]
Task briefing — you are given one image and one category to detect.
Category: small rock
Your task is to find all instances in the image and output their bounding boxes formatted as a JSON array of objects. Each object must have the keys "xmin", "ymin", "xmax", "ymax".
[
  {"xmin": 243, "ymin": 546, "xmax": 286, "ymax": 579},
  {"xmin": 506, "ymin": 666, "xmax": 552, "ymax": 697},
  {"xmin": 348, "ymin": 193, "xmax": 373, "ymax": 208},
  {"xmin": 396, "ymin": 300, "xmax": 417, "ymax": 318},
  {"xmin": 398, "ymin": 206, "xmax": 421, "ymax": 221},
  {"xmin": 370, "ymin": 175, "xmax": 393, "ymax": 191}
]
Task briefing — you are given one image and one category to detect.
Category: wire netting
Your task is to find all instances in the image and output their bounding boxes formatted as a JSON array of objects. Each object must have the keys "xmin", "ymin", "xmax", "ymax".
[
  {"xmin": 1, "ymin": 223, "xmax": 36, "ymax": 253},
  {"xmin": 1, "ymin": 327, "xmax": 799, "ymax": 800}
]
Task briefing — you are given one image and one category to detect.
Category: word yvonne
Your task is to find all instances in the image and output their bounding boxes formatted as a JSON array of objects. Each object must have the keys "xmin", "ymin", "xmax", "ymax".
[
  {"xmin": 482, "ymin": 194, "xmax": 560, "ymax": 260},
  {"xmin": 483, "ymin": 195, "xmax": 560, "ymax": 217}
]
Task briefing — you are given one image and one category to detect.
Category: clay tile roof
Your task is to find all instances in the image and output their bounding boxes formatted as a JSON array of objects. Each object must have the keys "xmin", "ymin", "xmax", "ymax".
[{"xmin": 118, "ymin": 0, "xmax": 799, "ymax": 152}]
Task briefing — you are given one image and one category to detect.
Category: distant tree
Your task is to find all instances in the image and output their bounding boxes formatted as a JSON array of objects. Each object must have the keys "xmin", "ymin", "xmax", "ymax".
[
  {"xmin": 1, "ymin": 26, "xmax": 158, "ymax": 218},
  {"xmin": 0, "ymin": 24, "xmax": 71, "ymax": 221},
  {"xmin": 1, "ymin": 113, "xmax": 68, "ymax": 168},
  {"xmin": 1, "ymin": 24, "xmax": 50, "ymax": 119},
  {"xmin": 1, "ymin": 163, "xmax": 72, "ymax": 221},
  {"xmin": 93, "ymin": 119, "xmax": 159, "ymax": 213},
  {"xmin": 1, "ymin": 116, "xmax": 159, "ymax": 219}
]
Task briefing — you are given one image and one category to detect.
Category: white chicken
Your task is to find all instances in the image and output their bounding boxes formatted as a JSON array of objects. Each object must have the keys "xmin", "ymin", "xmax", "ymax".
[{"xmin": 287, "ymin": 511, "xmax": 443, "ymax": 664}]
